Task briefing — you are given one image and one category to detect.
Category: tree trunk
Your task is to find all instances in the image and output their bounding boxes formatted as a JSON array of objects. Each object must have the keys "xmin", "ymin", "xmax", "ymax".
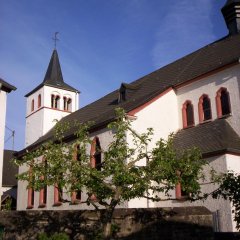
[
  {"xmin": 101, "ymin": 206, "xmax": 115, "ymax": 239},
  {"xmin": 103, "ymin": 221, "xmax": 112, "ymax": 239}
]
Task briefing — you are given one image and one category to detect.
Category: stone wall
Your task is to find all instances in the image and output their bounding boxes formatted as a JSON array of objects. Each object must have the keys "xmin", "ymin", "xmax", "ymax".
[{"xmin": 0, "ymin": 207, "xmax": 213, "ymax": 240}]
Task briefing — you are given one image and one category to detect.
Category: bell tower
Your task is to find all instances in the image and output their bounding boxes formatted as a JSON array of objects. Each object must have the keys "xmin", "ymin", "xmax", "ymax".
[{"xmin": 25, "ymin": 50, "xmax": 79, "ymax": 147}]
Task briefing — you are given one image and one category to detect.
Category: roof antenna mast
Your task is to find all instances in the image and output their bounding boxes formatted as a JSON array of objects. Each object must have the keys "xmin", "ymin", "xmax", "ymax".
[{"xmin": 52, "ymin": 32, "xmax": 59, "ymax": 49}]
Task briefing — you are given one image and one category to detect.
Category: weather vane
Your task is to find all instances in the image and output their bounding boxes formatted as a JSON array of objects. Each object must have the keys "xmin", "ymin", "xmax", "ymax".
[{"xmin": 52, "ymin": 32, "xmax": 59, "ymax": 49}]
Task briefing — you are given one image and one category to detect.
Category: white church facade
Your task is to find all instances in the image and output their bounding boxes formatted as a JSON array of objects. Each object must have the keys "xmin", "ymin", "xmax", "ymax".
[{"xmin": 16, "ymin": 0, "xmax": 240, "ymax": 232}]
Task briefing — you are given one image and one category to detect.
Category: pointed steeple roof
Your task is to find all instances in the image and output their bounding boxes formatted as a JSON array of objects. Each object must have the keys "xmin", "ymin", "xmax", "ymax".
[
  {"xmin": 43, "ymin": 49, "xmax": 64, "ymax": 86},
  {"xmin": 222, "ymin": 0, "xmax": 240, "ymax": 35},
  {"xmin": 25, "ymin": 50, "xmax": 79, "ymax": 97}
]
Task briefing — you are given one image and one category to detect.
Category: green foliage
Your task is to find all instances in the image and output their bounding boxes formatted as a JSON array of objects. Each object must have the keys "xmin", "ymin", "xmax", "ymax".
[
  {"xmin": 37, "ymin": 232, "xmax": 69, "ymax": 240},
  {"xmin": 16, "ymin": 108, "xmax": 208, "ymax": 238},
  {"xmin": 212, "ymin": 172, "xmax": 240, "ymax": 229},
  {"xmin": 2, "ymin": 198, "xmax": 12, "ymax": 211}
]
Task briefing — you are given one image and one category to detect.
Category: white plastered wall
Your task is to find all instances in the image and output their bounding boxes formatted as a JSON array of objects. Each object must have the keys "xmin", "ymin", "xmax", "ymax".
[
  {"xmin": 225, "ymin": 154, "xmax": 240, "ymax": 231},
  {"xmin": 127, "ymin": 89, "xmax": 180, "ymax": 208},
  {"xmin": 0, "ymin": 90, "xmax": 7, "ymax": 207}
]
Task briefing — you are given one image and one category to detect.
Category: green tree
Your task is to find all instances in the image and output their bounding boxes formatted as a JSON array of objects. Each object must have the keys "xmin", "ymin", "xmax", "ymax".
[
  {"xmin": 213, "ymin": 172, "xmax": 240, "ymax": 230},
  {"xmin": 16, "ymin": 108, "xmax": 208, "ymax": 239}
]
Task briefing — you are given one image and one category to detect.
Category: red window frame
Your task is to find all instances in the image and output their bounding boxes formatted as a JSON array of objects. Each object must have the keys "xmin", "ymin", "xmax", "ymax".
[
  {"xmin": 71, "ymin": 144, "xmax": 82, "ymax": 204},
  {"xmin": 27, "ymin": 167, "xmax": 34, "ymax": 209},
  {"xmin": 38, "ymin": 94, "xmax": 41, "ymax": 108},
  {"xmin": 182, "ymin": 100, "xmax": 195, "ymax": 128},
  {"xmin": 216, "ymin": 87, "xmax": 231, "ymax": 118},
  {"xmin": 198, "ymin": 94, "xmax": 212, "ymax": 123},
  {"xmin": 31, "ymin": 99, "xmax": 34, "ymax": 112}
]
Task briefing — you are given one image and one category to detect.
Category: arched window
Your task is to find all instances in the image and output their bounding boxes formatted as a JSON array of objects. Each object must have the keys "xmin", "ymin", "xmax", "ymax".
[
  {"xmin": 27, "ymin": 188, "xmax": 34, "ymax": 209},
  {"xmin": 51, "ymin": 94, "xmax": 60, "ymax": 109},
  {"xmin": 55, "ymin": 95, "xmax": 60, "ymax": 109},
  {"xmin": 90, "ymin": 137, "xmax": 102, "ymax": 171},
  {"xmin": 63, "ymin": 97, "xmax": 67, "ymax": 110},
  {"xmin": 31, "ymin": 99, "xmax": 34, "ymax": 112},
  {"xmin": 71, "ymin": 145, "xmax": 81, "ymax": 203},
  {"xmin": 27, "ymin": 167, "xmax": 34, "ymax": 209},
  {"xmin": 198, "ymin": 94, "xmax": 212, "ymax": 123},
  {"xmin": 175, "ymin": 171, "xmax": 188, "ymax": 200},
  {"xmin": 51, "ymin": 94, "xmax": 55, "ymax": 108},
  {"xmin": 63, "ymin": 97, "xmax": 72, "ymax": 112},
  {"xmin": 38, "ymin": 94, "xmax": 41, "ymax": 108},
  {"xmin": 39, "ymin": 160, "xmax": 47, "ymax": 208},
  {"xmin": 182, "ymin": 100, "xmax": 194, "ymax": 128},
  {"xmin": 53, "ymin": 183, "xmax": 62, "ymax": 207},
  {"xmin": 216, "ymin": 88, "xmax": 231, "ymax": 118},
  {"xmin": 67, "ymin": 98, "xmax": 72, "ymax": 112}
]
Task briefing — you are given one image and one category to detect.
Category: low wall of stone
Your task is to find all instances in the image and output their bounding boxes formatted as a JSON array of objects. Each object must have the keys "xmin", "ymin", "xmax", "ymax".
[{"xmin": 0, "ymin": 206, "xmax": 213, "ymax": 240}]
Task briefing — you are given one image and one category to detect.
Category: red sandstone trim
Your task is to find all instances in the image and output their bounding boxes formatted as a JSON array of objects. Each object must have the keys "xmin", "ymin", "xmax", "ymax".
[
  {"xmin": 26, "ymin": 106, "xmax": 72, "ymax": 118},
  {"xmin": 182, "ymin": 100, "xmax": 195, "ymax": 128},
  {"xmin": 198, "ymin": 94, "xmax": 212, "ymax": 123}
]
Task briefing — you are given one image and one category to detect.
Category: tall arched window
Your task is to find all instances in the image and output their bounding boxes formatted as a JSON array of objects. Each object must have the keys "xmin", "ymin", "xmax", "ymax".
[
  {"xmin": 38, "ymin": 94, "xmax": 41, "ymax": 108},
  {"xmin": 27, "ymin": 188, "xmax": 34, "ymax": 209},
  {"xmin": 90, "ymin": 137, "xmax": 102, "ymax": 171},
  {"xmin": 89, "ymin": 137, "xmax": 101, "ymax": 201},
  {"xmin": 53, "ymin": 183, "xmax": 62, "ymax": 207},
  {"xmin": 39, "ymin": 160, "xmax": 47, "ymax": 208},
  {"xmin": 182, "ymin": 100, "xmax": 194, "ymax": 128},
  {"xmin": 175, "ymin": 171, "xmax": 188, "ymax": 200},
  {"xmin": 27, "ymin": 167, "xmax": 34, "ymax": 209},
  {"xmin": 198, "ymin": 94, "xmax": 212, "ymax": 123},
  {"xmin": 216, "ymin": 87, "xmax": 231, "ymax": 118},
  {"xmin": 71, "ymin": 145, "xmax": 81, "ymax": 203},
  {"xmin": 31, "ymin": 99, "xmax": 34, "ymax": 112}
]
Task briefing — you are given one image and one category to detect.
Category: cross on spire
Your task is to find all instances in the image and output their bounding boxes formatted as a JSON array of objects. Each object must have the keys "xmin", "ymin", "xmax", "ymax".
[{"xmin": 52, "ymin": 32, "xmax": 59, "ymax": 49}]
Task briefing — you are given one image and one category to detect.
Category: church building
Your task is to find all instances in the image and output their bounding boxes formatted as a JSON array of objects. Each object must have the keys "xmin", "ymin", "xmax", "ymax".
[{"xmin": 17, "ymin": 0, "xmax": 240, "ymax": 232}]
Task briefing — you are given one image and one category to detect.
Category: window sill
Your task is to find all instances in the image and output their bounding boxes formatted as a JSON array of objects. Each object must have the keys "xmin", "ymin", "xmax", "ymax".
[
  {"xmin": 53, "ymin": 202, "xmax": 62, "ymax": 207},
  {"xmin": 218, "ymin": 113, "xmax": 232, "ymax": 119},
  {"xmin": 70, "ymin": 200, "xmax": 81, "ymax": 205},
  {"xmin": 199, "ymin": 119, "xmax": 212, "ymax": 125},
  {"xmin": 38, "ymin": 204, "xmax": 46, "ymax": 208},
  {"xmin": 175, "ymin": 196, "xmax": 189, "ymax": 202},
  {"xmin": 183, "ymin": 124, "xmax": 195, "ymax": 129}
]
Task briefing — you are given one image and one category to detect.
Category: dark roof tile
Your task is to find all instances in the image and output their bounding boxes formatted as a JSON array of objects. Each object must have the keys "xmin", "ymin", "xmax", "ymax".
[{"xmin": 173, "ymin": 119, "xmax": 240, "ymax": 156}]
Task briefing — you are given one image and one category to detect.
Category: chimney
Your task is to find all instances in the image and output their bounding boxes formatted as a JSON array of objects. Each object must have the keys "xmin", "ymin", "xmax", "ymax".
[{"xmin": 222, "ymin": 0, "xmax": 240, "ymax": 35}]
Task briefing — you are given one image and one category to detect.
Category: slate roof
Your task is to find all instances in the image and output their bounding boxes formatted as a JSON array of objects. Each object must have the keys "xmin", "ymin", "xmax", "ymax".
[
  {"xmin": 17, "ymin": 32, "xmax": 240, "ymax": 156},
  {"xmin": 2, "ymin": 150, "xmax": 18, "ymax": 187},
  {"xmin": 25, "ymin": 50, "xmax": 79, "ymax": 97},
  {"xmin": 173, "ymin": 119, "xmax": 240, "ymax": 156},
  {"xmin": 0, "ymin": 78, "xmax": 16, "ymax": 93}
]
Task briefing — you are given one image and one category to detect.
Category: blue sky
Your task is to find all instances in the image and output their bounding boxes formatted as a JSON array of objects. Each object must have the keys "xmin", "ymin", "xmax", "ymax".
[{"xmin": 0, "ymin": 0, "xmax": 227, "ymax": 151}]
